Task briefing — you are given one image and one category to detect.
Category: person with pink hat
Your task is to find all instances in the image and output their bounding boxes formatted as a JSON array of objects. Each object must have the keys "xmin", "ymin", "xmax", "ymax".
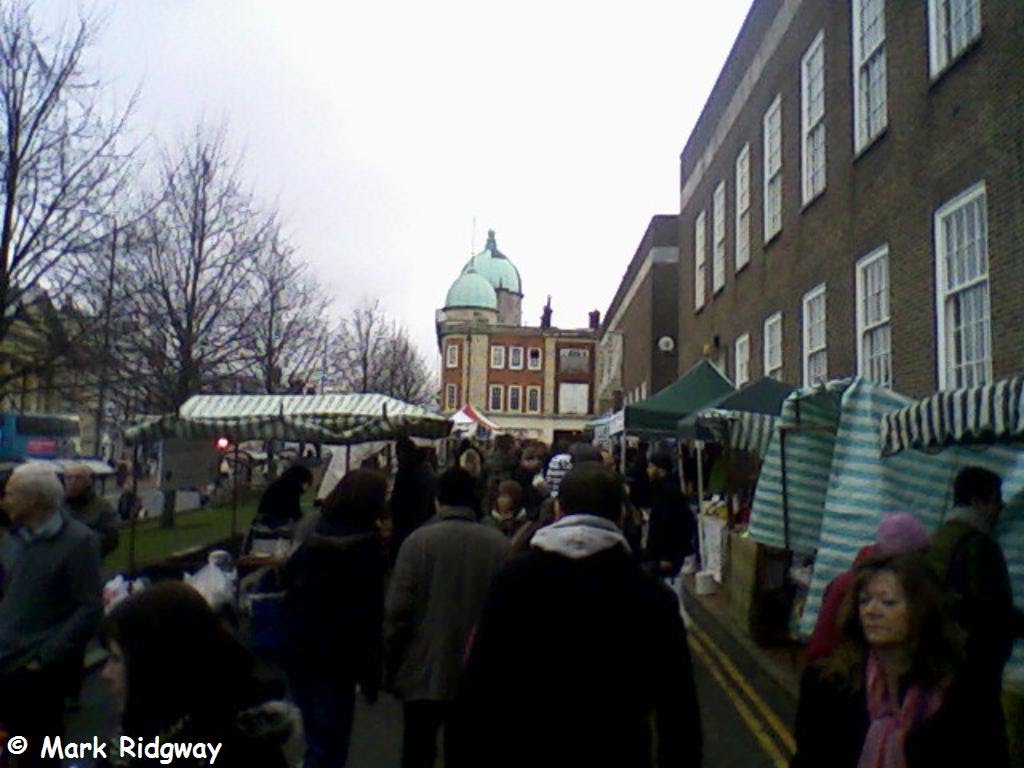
[{"xmin": 806, "ymin": 511, "xmax": 930, "ymax": 663}]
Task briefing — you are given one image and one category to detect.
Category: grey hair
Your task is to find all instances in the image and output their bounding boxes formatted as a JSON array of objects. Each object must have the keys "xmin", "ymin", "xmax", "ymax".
[{"xmin": 11, "ymin": 462, "xmax": 65, "ymax": 512}]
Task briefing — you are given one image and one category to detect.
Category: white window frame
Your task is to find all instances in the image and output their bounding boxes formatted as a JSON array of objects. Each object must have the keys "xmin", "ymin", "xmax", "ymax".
[
  {"xmin": 802, "ymin": 284, "xmax": 828, "ymax": 386},
  {"xmin": 507, "ymin": 384, "xmax": 522, "ymax": 412},
  {"xmin": 852, "ymin": 0, "xmax": 887, "ymax": 153},
  {"xmin": 934, "ymin": 181, "xmax": 992, "ymax": 391},
  {"xmin": 526, "ymin": 385, "xmax": 542, "ymax": 413},
  {"xmin": 735, "ymin": 144, "xmax": 751, "ymax": 271},
  {"xmin": 734, "ymin": 334, "xmax": 750, "ymax": 388},
  {"xmin": 490, "ymin": 345, "xmax": 506, "ymax": 370},
  {"xmin": 764, "ymin": 312, "xmax": 783, "ymax": 380},
  {"xmin": 928, "ymin": 0, "xmax": 981, "ymax": 77},
  {"xmin": 855, "ymin": 246, "xmax": 892, "ymax": 388},
  {"xmin": 763, "ymin": 95, "xmax": 783, "ymax": 241},
  {"xmin": 445, "ymin": 383, "xmax": 458, "ymax": 410},
  {"xmin": 713, "ymin": 181, "xmax": 726, "ymax": 294},
  {"xmin": 509, "ymin": 346, "xmax": 524, "ymax": 370},
  {"xmin": 801, "ymin": 31, "xmax": 827, "ymax": 205},
  {"xmin": 445, "ymin": 343, "xmax": 459, "ymax": 369},
  {"xmin": 694, "ymin": 210, "xmax": 707, "ymax": 311},
  {"xmin": 488, "ymin": 384, "xmax": 504, "ymax": 412},
  {"xmin": 527, "ymin": 347, "xmax": 543, "ymax": 370}
]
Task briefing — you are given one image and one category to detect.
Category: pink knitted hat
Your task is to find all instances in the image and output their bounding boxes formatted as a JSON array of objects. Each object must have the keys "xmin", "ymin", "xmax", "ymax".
[{"xmin": 875, "ymin": 511, "xmax": 930, "ymax": 555}]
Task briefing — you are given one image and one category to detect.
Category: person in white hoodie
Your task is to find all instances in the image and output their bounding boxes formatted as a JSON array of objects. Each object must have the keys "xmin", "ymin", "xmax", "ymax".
[{"xmin": 452, "ymin": 463, "xmax": 702, "ymax": 768}]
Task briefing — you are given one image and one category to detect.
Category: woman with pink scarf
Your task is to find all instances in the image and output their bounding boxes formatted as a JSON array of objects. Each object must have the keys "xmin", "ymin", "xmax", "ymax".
[{"xmin": 791, "ymin": 553, "xmax": 1009, "ymax": 768}]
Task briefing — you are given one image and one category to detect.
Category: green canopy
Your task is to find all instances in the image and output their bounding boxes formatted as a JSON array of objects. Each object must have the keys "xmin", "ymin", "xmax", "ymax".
[
  {"xmin": 624, "ymin": 360, "xmax": 734, "ymax": 435},
  {"xmin": 123, "ymin": 393, "xmax": 451, "ymax": 445}
]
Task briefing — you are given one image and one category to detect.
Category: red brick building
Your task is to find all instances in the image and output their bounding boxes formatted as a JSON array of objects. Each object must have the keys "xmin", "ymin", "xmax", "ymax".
[
  {"xmin": 437, "ymin": 230, "xmax": 598, "ymax": 443},
  {"xmin": 674, "ymin": 0, "xmax": 1023, "ymax": 397}
]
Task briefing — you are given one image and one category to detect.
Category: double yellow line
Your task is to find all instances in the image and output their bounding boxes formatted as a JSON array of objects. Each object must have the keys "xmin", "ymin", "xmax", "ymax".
[{"xmin": 687, "ymin": 622, "xmax": 796, "ymax": 768}]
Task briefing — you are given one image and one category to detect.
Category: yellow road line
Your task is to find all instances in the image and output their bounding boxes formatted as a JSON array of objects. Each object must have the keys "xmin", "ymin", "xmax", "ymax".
[
  {"xmin": 689, "ymin": 622, "xmax": 797, "ymax": 754},
  {"xmin": 689, "ymin": 633, "xmax": 790, "ymax": 768}
]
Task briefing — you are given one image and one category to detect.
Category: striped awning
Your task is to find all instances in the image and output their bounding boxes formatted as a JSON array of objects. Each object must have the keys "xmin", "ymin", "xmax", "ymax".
[
  {"xmin": 124, "ymin": 393, "xmax": 451, "ymax": 445},
  {"xmin": 880, "ymin": 375, "xmax": 1024, "ymax": 455},
  {"xmin": 699, "ymin": 409, "xmax": 778, "ymax": 456}
]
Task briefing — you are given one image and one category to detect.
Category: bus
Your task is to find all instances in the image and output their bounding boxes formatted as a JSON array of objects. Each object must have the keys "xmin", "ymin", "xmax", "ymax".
[{"xmin": 0, "ymin": 411, "xmax": 80, "ymax": 461}]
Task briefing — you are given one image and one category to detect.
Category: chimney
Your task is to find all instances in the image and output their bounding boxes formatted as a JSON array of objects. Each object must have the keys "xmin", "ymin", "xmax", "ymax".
[
  {"xmin": 588, "ymin": 310, "xmax": 600, "ymax": 329},
  {"xmin": 541, "ymin": 296, "xmax": 553, "ymax": 329}
]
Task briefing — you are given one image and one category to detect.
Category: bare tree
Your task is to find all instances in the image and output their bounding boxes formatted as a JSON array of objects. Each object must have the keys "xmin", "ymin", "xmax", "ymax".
[
  {"xmin": 332, "ymin": 299, "xmax": 436, "ymax": 406},
  {"xmin": 248, "ymin": 220, "xmax": 332, "ymax": 393},
  {"xmin": 117, "ymin": 125, "xmax": 268, "ymax": 412},
  {"xmin": 0, "ymin": 3, "xmax": 134, "ymax": 391}
]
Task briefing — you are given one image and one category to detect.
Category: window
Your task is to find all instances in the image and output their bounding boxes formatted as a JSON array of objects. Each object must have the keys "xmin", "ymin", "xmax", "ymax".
[
  {"xmin": 856, "ymin": 246, "xmax": 892, "ymax": 387},
  {"xmin": 488, "ymin": 384, "xmax": 504, "ymax": 411},
  {"xmin": 764, "ymin": 312, "xmax": 783, "ymax": 380},
  {"xmin": 694, "ymin": 210, "xmax": 707, "ymax": 310},
  {"xmin": 801, "ymin": 31, "xmax": 826, "ymax": 204},
  {"xmin": 445, "ymin": 383, "xmax": 458, "ymax": 410},
  {"xmin": 558, "ymin": 348, "xmax": 590, "ymax": 374},
  {"xmin": 802, "ymin": 285, "xmax": 828, "ymax": 386},
  {"xmin": 928, "ymin": 0, "xmax": 981, "ymax": 76},
  {"xmin": 763, "ymin": 95, "xmax": 783, "ymax": 241},
  {"xmin": 509, "ymin": 346, "xmax": 524, "ymax": 370},
  {"xmin": 734, "ymin": 334, "xmax": 750, "ymax": 388},
  {"xmin": 852, "ymin": 0, "xmax": 887, "ymax": 153},
  {"xmin": 527, "ymin": 385, "xmax": 541, "ymax": 413},
  {"xmin": 527, "ymin": 347, "xmax": 543, "ymax": 370},
  {"xmin": 558, "ymin": 383, "xmax": 589, "ymax": 415},
  {"xmin": 735, "ymin": 144, "xmax": 751, "ymax": 271},
  {"xmin": 445, "ymin": 343, "xmax": 459, "ymax": 368},
  {"xmin": 508, "ymin": 385, "xmax": 522, "ymax": 412},
  {"xmin": 935, "ymin": 182, "xmax": 991, "ymax": 390},
  {"xmin": 713, "ymin": 182, "xmax": 726, "ymax": 294},
  {"xmin": 490, "ymin": 345, "xmax": 506, "ymax": 370}
]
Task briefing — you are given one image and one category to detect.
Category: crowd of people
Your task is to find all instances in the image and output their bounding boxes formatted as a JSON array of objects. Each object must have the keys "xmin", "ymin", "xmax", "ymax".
[{"xmin": 1, "ymin": 438, "xmax": 1022, "ymax": 768}]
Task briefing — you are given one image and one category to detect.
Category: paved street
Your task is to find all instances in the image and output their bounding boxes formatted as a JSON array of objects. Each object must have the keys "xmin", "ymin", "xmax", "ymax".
[{"xmin": 66, "ymin": 593, "xmax": 797, "ymax": 768}]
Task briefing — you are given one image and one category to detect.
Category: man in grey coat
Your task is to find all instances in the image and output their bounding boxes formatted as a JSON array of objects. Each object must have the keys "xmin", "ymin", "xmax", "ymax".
[
  {"xmin": 384, "ymin": 466, "xmax": 511, "ymax": 768},
  {"xmin": 0, "ymin": 463, "xmax": 102, "ymax": 767}
]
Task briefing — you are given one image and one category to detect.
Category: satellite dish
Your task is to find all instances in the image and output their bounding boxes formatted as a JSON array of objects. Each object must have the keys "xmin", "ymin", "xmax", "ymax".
[{"xmin": 657, "ymin": 336, "xmax": 676, "ymax": 353}]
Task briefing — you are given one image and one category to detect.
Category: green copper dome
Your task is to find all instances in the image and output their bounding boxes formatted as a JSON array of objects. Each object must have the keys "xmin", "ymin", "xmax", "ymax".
[
  {"xmin": 461, "ymin": 230, "xmax": 522, "ymax": 295},
  {"xmin": 445, "ymin": 268, "xmax": 498, "ymax": 310}
]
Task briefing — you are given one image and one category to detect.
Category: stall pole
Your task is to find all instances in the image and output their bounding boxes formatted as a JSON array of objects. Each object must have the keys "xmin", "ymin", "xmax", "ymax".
[
  {"xmin": 695, "ymin": 439, "xmax": 705, "ymax": 566},
  {"xmin": 129, "ymin": 443, "xmax": 140, "ymax": 576},
  {"xmin": 230, "ymin": 441, "xmax": 240, "ymax": 541},
  {"xmin": 619, "ymin": 432, "xmax": 627, "ymax": 475},
  {"xmin": 345, "ymin": 444, "xmax": 351, "ymax": 473}
]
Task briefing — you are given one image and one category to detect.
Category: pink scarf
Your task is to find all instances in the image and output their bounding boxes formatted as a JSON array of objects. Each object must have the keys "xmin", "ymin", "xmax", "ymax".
[{"xmin": 857, "ymin": 652, "xmax": 945, "ymax": 768}]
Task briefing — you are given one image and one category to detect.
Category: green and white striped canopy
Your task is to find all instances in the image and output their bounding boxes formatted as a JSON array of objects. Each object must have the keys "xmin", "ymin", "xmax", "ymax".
[{"xmin": 124, "ymin": 393, "xmax": 450, "ymax": 445}]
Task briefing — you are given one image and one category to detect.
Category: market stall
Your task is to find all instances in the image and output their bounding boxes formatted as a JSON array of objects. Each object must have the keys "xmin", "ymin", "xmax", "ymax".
[{"xmin": 746, "ymin": 377, "xmax": 1024, "ymax": 690}]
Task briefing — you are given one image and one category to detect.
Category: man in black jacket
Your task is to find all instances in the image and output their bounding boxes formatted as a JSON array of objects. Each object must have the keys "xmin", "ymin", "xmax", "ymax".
[
  {"xmin": 644, "ymin": 450, "xmax": 695, "ymax": 577},
  {"xmin": 454, "ymin": 463, "xmax": 702, "ymax": 768}
]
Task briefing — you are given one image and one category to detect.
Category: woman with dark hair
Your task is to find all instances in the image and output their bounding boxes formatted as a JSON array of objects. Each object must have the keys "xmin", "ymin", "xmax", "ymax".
[
  {"xmin": 283, "ymin": 468, "xmax": 388, "ymax": 767},
  {"xmin": 100, "ymin": 582, "xmax": 294, "ymax": 767},
  {"xmin": 791, "ymin": 553, "xmax": 1009, "ymax": 768},
  {"xmin": 256, "ymin": 465, "xmax": 313, "ymax": 528}
]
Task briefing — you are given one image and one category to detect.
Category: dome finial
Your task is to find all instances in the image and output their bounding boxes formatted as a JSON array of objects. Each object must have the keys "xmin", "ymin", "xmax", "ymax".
[{"xmin": 486, "ymin": 229, "xmax": 497, "ymax": 250}]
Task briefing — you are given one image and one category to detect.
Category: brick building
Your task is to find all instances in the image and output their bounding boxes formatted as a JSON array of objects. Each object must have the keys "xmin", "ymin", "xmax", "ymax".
[
  {"xmin": 437, "ymin": 230, "xmax": 598, "ymax": 443},
  {"xmin": 596, "ymin": 215, "xmax": 680, "ymax": 412},
  {"xmin": 675, "ymin": 0, "xmax": 1023, "ymax": 397}
]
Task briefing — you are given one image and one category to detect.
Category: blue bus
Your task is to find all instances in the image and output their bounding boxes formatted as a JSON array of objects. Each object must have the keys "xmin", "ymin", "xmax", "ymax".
[{"xmin": 0, "ymin": 411, "xmax": 80, "ymax": 461}]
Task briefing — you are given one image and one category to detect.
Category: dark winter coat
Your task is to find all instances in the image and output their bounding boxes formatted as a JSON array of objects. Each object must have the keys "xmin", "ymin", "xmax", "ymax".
[
  {"xmin": 65, "ymin": 488, "xmax": 120, "ymax": 556},
  {"xmin": 256, "ymin": 468, "xmax": 309, "ymax": 527},
  {"xmin": 454, "ymin": 515, "xmax": 702, "ymax": 768},
  {"xmin": 510, "ymin": 465, "xmax": 548, "ymax": 521},
  {"xmin": 282, "ymin": 517, "xmax": 385, "ymax": 692},
  {"xmin": 644, "ymin": 474, "xmax": 694, "ymax": 575},
  {"xmin": 928, "ymin": 511, "xmax": 1024, "ymax": 694},
  {"xmin": 791, "ymin": 664, "xmax": 1009, "ymax": 768},
  {"xmin": 389, "ymin": 456, "xmax": 436, "ymax": 556}
]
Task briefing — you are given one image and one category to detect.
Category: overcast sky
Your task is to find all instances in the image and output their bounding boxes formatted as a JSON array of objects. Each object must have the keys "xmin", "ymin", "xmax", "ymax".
[{"xmin": 43, "ymin": 0, "xmax": 753, "ymax": 365}]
